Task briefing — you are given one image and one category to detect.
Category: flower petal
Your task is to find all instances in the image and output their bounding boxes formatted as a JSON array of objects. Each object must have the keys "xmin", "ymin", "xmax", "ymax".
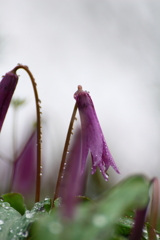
[
  {"xmin": 74, "ymin": 85, "xmax": 120, "ymax": 180},
  {"xmin": 12, "ymin": 130, "xmax": 37, "ymax": 199},
  {"xmin": 0, "ymin": 71, "xmax": 18, "ymax": 131},
  {"xmin": 59, "ymin": 130, "xmax": 84, "ymax": 217}
]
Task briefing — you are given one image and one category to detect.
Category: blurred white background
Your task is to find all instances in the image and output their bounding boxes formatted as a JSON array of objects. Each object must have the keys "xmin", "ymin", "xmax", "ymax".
[{"xmin": 0, "ymin": 0, "xmax": 160, "ymax": 196}]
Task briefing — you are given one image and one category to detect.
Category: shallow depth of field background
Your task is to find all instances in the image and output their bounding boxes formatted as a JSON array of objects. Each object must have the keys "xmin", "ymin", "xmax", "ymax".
[{"xmin": 0, "ymin": 0, "xmax": 160, "ymax": 203}]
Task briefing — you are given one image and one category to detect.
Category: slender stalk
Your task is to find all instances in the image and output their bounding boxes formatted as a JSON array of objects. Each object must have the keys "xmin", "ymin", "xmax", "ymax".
[
  {"xmin": 12, "ymin": 64, "xmax": 42, "ymax": 203},
  {"xmin": 148, "ymin": 178, "xmax": 159, "ymax": 240},
  {"xmin": 53, "ymin": 103, "xmax": 77, "ymax": 204},
  {"xmin": 129, "ymin": 207, "xmax": 148, "ymax": 240}
]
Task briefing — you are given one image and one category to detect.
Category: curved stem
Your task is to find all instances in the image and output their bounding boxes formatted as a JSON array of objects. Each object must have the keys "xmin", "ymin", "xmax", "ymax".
[
  {"xmin": 12, "ymin": 64, "xmax": 42, "ymax": 203},
  {"xmin": 53, "ymin": 103, "xmax": 77, "ymax": 204}
]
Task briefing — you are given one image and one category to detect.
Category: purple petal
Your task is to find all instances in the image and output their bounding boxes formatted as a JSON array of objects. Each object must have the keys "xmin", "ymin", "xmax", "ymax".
[
  {"xmin": 74, "ymin": 85, "xmax": 120, "ymax": 180},
  {"xmin": 0, "ymin": 71, "xmax": 18, "ymax": 131},
  {"xmin": 12, "ymin": 130, "xmax": 37, "ymax": 198},
  {"xmin": 59, "ymin": 130, "xmax": 84, "ymax": 218}
]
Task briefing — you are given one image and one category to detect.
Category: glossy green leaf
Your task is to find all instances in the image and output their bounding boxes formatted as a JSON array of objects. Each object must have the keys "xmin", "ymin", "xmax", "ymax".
[
  {"xmin": 116, "ymin": 217, "xmax": 134, "ymax": 236},
  {"xmin": 6, "ymin": 199, "xmax": 49, "ymax": 239},
  {"xmin": 0, "ymin": 201, "xmax": 21, "ymax": 239},
  {"xmin": 43, "ymin": 197, "xmax": 52, "ymax": 212},
  {"xmin": 1, "ymin": 193, "xmax": 26, "ymax": 215}
]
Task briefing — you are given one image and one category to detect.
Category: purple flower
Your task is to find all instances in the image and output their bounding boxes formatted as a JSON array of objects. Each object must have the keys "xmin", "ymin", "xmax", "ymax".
[
  {"xmin": 59, "ymin": 130, "xmax": 84, "ymax": 218},
  {"xmin": 0, "ymin": 71, "xmax": 18, "ymax": 131},
  {"xmin": 12, "ymin": 130, "xmax": 37, "ymax": 200},
  {"xmin": 74, "ymin": 85, "xmax": 120, "ymax": 181}
]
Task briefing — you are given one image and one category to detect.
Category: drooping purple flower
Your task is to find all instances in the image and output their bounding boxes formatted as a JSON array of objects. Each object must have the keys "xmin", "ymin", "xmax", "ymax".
[
  {"xmin": 0, "ymin": 71, "xmax": 18, "ymax": 131},
  {"xmin": 12, "ymin": 130, "xmax": 37, "ymax": 199},
  {"xmin": 74, "ymin": 85, "xmax": 120, "ymax": 181},
  {"xmin": 59, "ymin": 130, "xmax": 84, "ymax": 218}
]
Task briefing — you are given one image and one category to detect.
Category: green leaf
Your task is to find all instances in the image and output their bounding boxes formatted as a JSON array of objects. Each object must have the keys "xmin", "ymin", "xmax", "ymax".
[
  {"xmin": 1, "ymin": 193, "xmax": 26, "ymax": 215},
  {"xmin": 116, "ymin": 217, "xmax": 134, "ymax": 236},
  {"xmin": 0, "ymin": 201, "xmax": 21, "ymax": 239},
  {"xmin": 76, "ymin": 195, "xmax": 96, "ymax": 204},
  {"xmin": 30, "ymin": 174, "xmax": 150, "ymax": 240},
  {"xmin": 43, "ymin": 197, "xmax": 52, "ymax": 212},
  {"xmin": 0, "ymin": 198, "xmax": 51, "ymax": 240}
]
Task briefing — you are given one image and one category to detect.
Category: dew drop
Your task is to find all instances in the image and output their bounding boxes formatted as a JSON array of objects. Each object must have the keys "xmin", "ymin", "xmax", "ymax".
[
  {"xmin": 17, "ymin": 231, "xmax": 23, "ymax": 236},
  {"xmin": 61, "ymin": 175, "xmax": 64, "ymax": 179},
  {"xmin": 44, "ymin": 197, "xmax": 50, "ymax": 201},
  {"xmin": 22, "ymin": 231, "xmax": 28, "ymax": 237},
  {"xmin": 25, "ymin": 211, "xmax": 33, "ymax": 219},
  {"xmin": 40, "ymin": 173, "xmax": 42, "ymax": 176},
  {"xmin": 2, "ymin": 202, "xmax": 10, "ymax": 209},
  {"xmin": 0, "ymin": 220, "xmax": 4, "ymax": 225}
]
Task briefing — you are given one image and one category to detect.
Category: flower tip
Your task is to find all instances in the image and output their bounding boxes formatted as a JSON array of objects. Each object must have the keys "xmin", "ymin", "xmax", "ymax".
[
  {"xmin": 77, "ymin": 85, "xmax": 83, "ymax": 91},
  {"xmin": 74, "ymin": 85, "xmax": 84, "ymax": 99}
]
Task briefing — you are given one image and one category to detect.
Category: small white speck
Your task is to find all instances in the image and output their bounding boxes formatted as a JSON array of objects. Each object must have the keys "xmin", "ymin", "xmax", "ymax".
[{"xmin": 92, "ymin": 214, "xmax": 108, "ymax": 228}]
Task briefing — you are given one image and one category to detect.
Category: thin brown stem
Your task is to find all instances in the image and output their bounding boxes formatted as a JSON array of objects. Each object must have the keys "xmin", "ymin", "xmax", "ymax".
[
  {"xmin": 12, "ymin": 64, "xmax": 42, "ymax": 203},
  {"xmin": 53, "ymin": 103, "xmax": 77, "ymax": 204}
]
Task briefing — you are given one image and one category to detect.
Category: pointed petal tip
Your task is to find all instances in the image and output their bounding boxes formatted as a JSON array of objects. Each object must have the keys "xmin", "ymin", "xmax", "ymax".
[{"xmin": 111, "ymin": 164, "xmax": 120, "ymax": 174}]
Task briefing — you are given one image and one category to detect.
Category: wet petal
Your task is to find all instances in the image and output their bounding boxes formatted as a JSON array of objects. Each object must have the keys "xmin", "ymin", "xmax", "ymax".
[
  {"xmin": 12, "ymin": 130, "xmax": 37, "ymax": 199},
  {"xmin": 0, "ymin": 71, "xmax": 18, "ymax": 131},
  {"xmin": 59, "ymin": 130, "xmax": 84, "ymax": 218},
  {"xmin": 74, "ymin": 85, "xmax": 120, "ymax": 180}
]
